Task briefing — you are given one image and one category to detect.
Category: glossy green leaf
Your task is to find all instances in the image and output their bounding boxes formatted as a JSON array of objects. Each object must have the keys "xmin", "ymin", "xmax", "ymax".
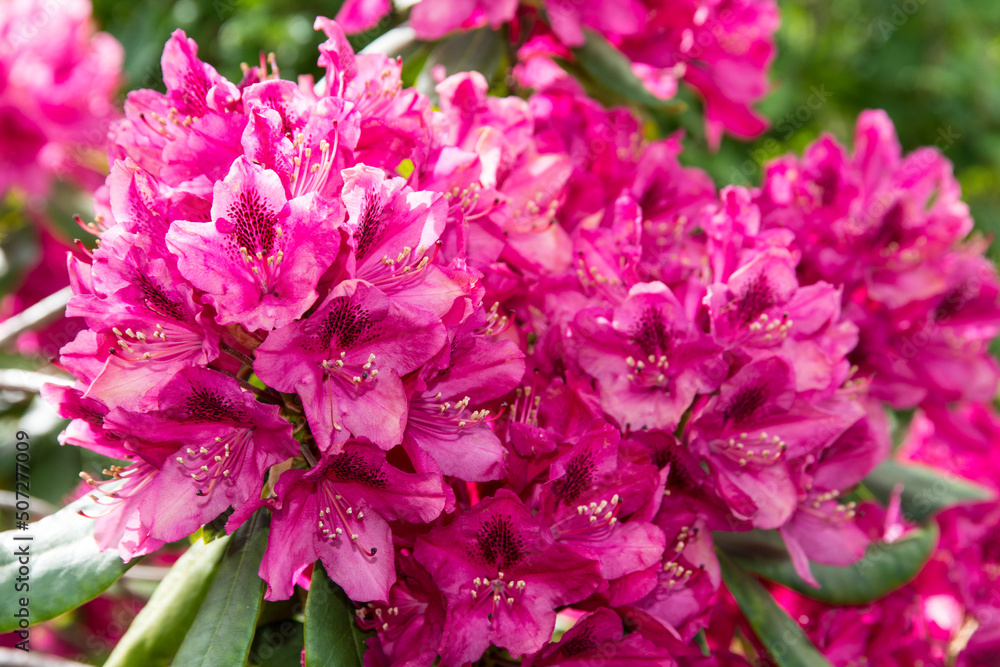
[
  {"xmin": 863, "ymin": 460, "xmax": 994, "ymax": 523},
  {"xmin": 0, "ymin": 495, "xmax": 135, "ymax": 632},
  {"xmin": 715, "ymin": 522, "xmax": 940, "ymax": 605},
  {"xmin": 717, "ymin": 550, "xmax": 832, "ymax": 667},
  {"xmin": 416, "ymin": 27, "xmax": 504, "ymax": 102},
  {"xmin": 104, "ymin": 535, "xmax": 230, "ymax": 667},
  {"xmin": 249, "ymin": 620, "xmax": 305, "ymax": 667},
  {"xmin": 573, "ymin": 28, "xmax": 677, "ymax": 110},
  {"xmin": 171, "ymin": 511, "xmax": 270, "ymax": 667},
  {"xmin": 304, "ymin": 562, "xmax": 370, "ymax": 667}
]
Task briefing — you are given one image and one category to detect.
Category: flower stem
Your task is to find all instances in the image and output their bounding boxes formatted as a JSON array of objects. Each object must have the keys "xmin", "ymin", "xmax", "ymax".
[{"xmin": 220, "ymin": 341, "xmax": 255, "ymax": 366}]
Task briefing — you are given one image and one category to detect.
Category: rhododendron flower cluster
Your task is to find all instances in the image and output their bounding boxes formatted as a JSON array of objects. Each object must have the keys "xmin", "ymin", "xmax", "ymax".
[
  {"xmin": 0, "ymin": 0, "xmax": 123, "ymax": 197},
  {"xmin": 43, "ymin": 14, "xmax": 1000, "ymax": 667},
  {"xmin": 707, "ymin": 400, "xmax": 1000, "ymax": 666},
  {"xmin": 756, "ymin": 111, "xmax": 1000, "ymax": 409},
  {"xmin": 337, "ymin": 0, "xmax": 779, "ymax": 147}
]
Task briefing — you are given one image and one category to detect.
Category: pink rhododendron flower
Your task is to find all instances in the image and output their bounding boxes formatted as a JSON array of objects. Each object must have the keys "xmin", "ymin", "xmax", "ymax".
[
  {"xmin": 899, "ymin": 402, "xmax": 1000, "ymax": 491},
  {"xmin": 779, "ymin": 416, "xmax": 886, "ymax": 586},
  {"xmin": 521, "ymin": 608, "xmax": 675, "ymax": 666},
  {"xmin": 0, "ymin": 0, "xmax": 123, "ymax": 196},
  {"xmin": 689, "ymin": 355, "xmax": 864, "ymax": 528},
  {"xmin": 66, "ymin": 226, "xmax": 221, "ymax": 411},
  {"xmin": 255, "ymin": 279, "xmax": 448, "ymax": 452},
  {"xmin": 403, "ymin": 335, "xmax": 525, "ymax": 481},
  {"xmin": 410, "ymin": 0, "xmax": 519, "ymax": 40},
  {"xmin": 536, "ymin": 424, "xmax": 666, "ymax": 581},
  {"xmin": 622, "ymin": 0, "xmax": 780, "ymax": 149},
  {"xmin": 335, "ymin": 0, "xmax": 392, "ymax": 34},
  {"xmin": 768, "ymin": 583, "xmax": 955, "ymax": 666},
  {"xmin": 101, "ymin": 367, "xmax": 299, "ymax": 543},
  {"xmin": 260, "ymin": 440, "xmax": 449, "ymax": 602},
  {"xmin": 567, "ymin": 281, "xmax": 725, "ymax": 432},
  {"xmin": 414, "ymin": 489, "xmax": 603, "ymax": 664},
  {"xmin": 166, "ymin": 157, "xmax": 344, "ymax": 331}
]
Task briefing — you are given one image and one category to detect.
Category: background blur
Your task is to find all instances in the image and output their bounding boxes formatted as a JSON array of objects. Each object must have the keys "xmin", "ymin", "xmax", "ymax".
[
  {"xmin": 2, "ymin": 0, "xmax": 999, "ymax": 661},
  {"xmin": 689, "ymin": 0, "xmax": 1000, "ymax": 262}
]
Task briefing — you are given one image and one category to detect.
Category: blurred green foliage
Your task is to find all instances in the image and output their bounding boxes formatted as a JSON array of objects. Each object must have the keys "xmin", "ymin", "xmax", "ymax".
[
  {"xmin": 92, "ymin": 0, "xmax": 390, "ymax": 96},
  {"xmin": 680, "ymin": 0, "xmax": 1000, "ymax": 257}
]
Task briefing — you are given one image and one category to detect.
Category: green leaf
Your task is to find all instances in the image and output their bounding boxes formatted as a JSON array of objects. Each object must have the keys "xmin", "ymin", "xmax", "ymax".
[
  {"xmin": 573, "ymin": 28, "xmax": 678, "ymax": 110},
  {"xmin": 248, "ymin": 620, "xmax": 305, "ymax": 667},
  {"xmin": 0, "ymin": 224, "xmax": 39, "ymax": 298},
  {"xmin": 715, "ymin": 522, "xmax": 940, "ymax": 605},
  {"xmin": 199, "ymin": 507, "xmax": 236, "ymax": 542},
  {"xmin": 863, "ymin": 460, "xmax": 994, "ymax": 522},
  {"xmin": 0, "ymin": 495, "xmax": 135, "ymax": 632},
  {"xmin": 694, "ymin": 629, "xmax": 710, "ymax": 657},
  {"xmin": 104, "ymin": 534, "xmax": 231, "ymax": 667},
  {"xmin": 172, "ymin": 511, "xmax": 270, "ymax": 667},
  {"xmin": 416, "ymin": 27, "xmax": 504, "ymax": 102},
  {"xmin": 717, "ymin": 549, "xmax": 832, "ymax": 667},
  {"xmin": 0, "ymin": 351, "xmax": 39, "ymax": 371},
  {"xmin": 886, "ymin": 408, "xmax": 915, "ymax": 453},
  {"xmin": 45, "ymin": 180, "xmax": 99, "ymax": 248},
  {"xmin": 304, "ymin": 562, "xmax": 370, "ymax": 667}
]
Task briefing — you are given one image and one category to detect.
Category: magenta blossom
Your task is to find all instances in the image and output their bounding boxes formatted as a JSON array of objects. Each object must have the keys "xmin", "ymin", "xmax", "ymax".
[
  {"xmin": 338, "ymin": 165, "xmax": 466, "ymax": 318},
  {"xmin": 567, "ymin": 281, "xmax": 725, "ymax": 432},
  {"xmin": 537, "ymin": 424, "xmax": 666, "ymax": 581},
  {"xmin": 757, "ymin": 110, "xmax": 1000, "ymax": 407},
  {"xmin": 689, "ymin": 355, "xmax": 864, "ymax": 528},
  {"xmin": 38, "ymin": 12, "xmax": 1000, "ymax": 667},
  {"xmin": 166, "ymin": 157, "xmax": 344, "ymax": 331},
  {"xmin": 900, "ymin": 402, "xmax": 1000, "ymax": 493},
  {"xmin": 631, "ymin": 0, "xmax": 779, "ymax": 149},
  {"xmin": 67, "ymin": 367, "xmax": 297, "ymax": 560},
  {"xmin": 410, "ymin": 0, "xmax": 519, "ymax": 40},
  {"xmin": 255, "ymin": 279, "xmax": 447, "ymax": 452},
  {"xmin": 705, "ymin": 243, "xmax": 857, "ymax": 393},
  {"xmin": 66, "ymin": 226, "xmax": 221, "ymax": 411},
  {"xmin": 403, "ymin": 335, "xmax": 525, "ymax": 481},
  {"xmin": 260, "ymin": 440, "xmax": 449, "ymax": 602},
  {"xmin": 522, "ymin": 608, "xmax": 676, "ymax": 666},
  {"xmin": 780, "ymin": 416, "xmax": 886, "ymax": 586},
  {"xmin": 414, "ymin": 489, "xmax": 603, "ymax": 665},
  {"xmin": 358, "ymin": 554, "xmax": 446, "ymax": 667},
  {"xmin": 99, "ymin": 367, "xmax": 298, "ymax": 543},
  {"xmin": 335, "ymin": 0, "xmax": 779, "ymax": 147}
]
